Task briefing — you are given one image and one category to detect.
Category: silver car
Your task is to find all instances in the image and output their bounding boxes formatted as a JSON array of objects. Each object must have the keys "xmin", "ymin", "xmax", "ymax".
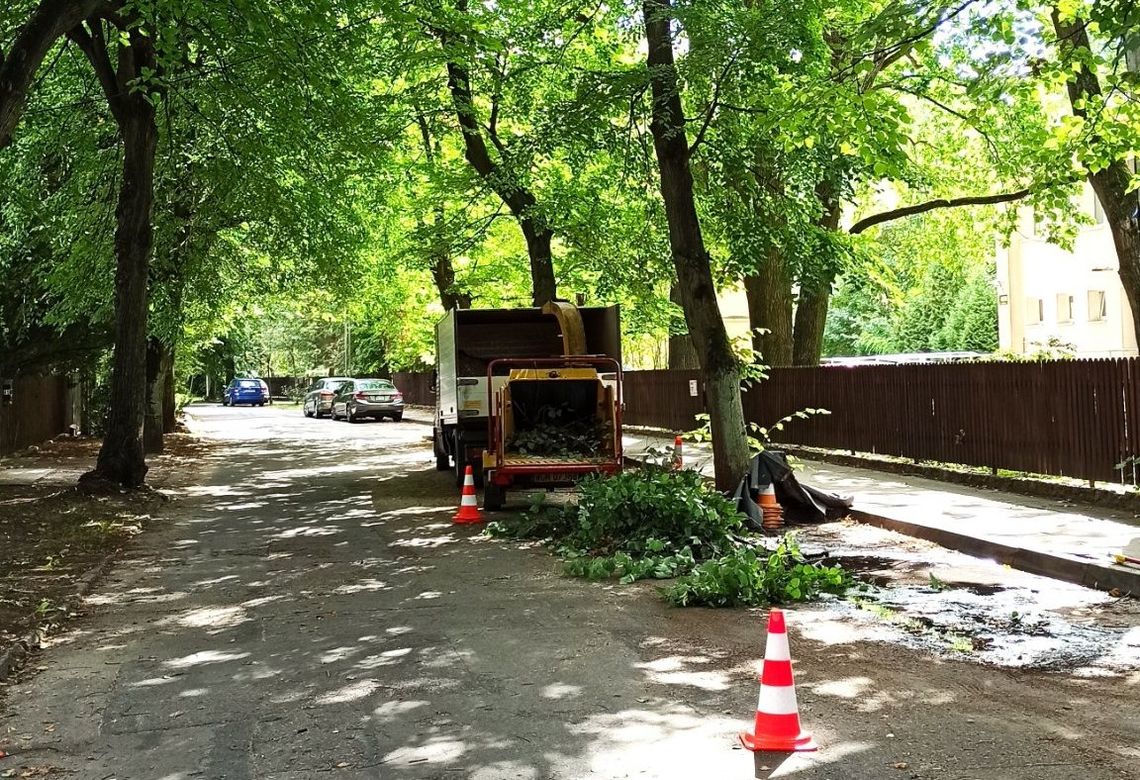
[
  {"xmin": 302, "ymin": 377, "xmax": 350, "ymax": 418},
  {"xmin": 330, "ymin": 379, "xmax": 405, "ymax": 422}
]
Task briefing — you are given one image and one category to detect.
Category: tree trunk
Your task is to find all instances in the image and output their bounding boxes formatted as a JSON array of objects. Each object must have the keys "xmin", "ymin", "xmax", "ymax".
[
  {"xmin": 522, "ymin": 223, "xmax": 556, "ymax": 306},
  {"xmin": 667, "ymin": 284, "xmax": 699, "ymax": 369},
  {"xmin": 1052, "ymin": 10, "xmax": 1140, "ymax": 348},
  {"xmin": 76, "ymin": 23, "xmax": 158, "ymax": 489},
  {"xmin": 144, "ymin": 337, "xmax": 173, "ymax": 453},
  {"xmin": 792, "ymin": 282, "xmax": 831, "ymax": 366},
  {"xmin": 792, "ymin": 183, "xmax": 842, "ymax": 366},
  {"xmin": 744, "ymin": 247, "xmax": 794, "ymax": 366},
  {"xmin": 644, "ymin": 0, "xmax": 749, "ymax": 491},
  {"xmin": 163, "ymin": 353, "xmax": 176, "ymax": 433}
]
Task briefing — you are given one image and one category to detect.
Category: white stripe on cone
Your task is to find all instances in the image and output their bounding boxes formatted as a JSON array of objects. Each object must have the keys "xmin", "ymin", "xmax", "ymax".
[
  {"xmin": 763, "ymin": 632, "xmax": 791, "ymax": 662},
  {"xmin": 459, "ymin": 493, "xmax": 478, "ymax": 507},
  {"xmin": 757, "ymin": 682, "xmax": 800, "ymax": 715}
]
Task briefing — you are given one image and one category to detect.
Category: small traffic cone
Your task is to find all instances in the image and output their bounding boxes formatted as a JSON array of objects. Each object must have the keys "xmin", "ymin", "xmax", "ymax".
[
  {"xmin": 740, "ymin": 608, "xmax": 817, "ymax": 752},
  {"xmin": 672, "ymin": 435, "xmax": 683, "ymax": 470},
  {"xmin": 758, "ymin": 482, "xmax": 784, "ymax": 531},
  {"xmin": 453, "ymin": 466, "xmax": 484, "ymax": 524}
]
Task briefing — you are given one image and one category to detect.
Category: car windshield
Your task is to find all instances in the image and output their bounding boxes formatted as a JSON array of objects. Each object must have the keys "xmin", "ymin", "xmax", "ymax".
[
  {"xmin": 238, "ymin": 380, "xmax": 260, "ymax": 388},
  {"xmin": 355, "ymin": 380, "xmax": 394, "ymax": 391}
]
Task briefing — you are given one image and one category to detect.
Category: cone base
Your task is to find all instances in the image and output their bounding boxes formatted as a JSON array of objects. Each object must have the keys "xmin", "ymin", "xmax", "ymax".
[
  {"xmin": 453, "ymin": 511, "xmax": 484, "ymax": 524},
  {"xmin": 739, "ymin": 730, "xmax": 817, "ymax": 752}
]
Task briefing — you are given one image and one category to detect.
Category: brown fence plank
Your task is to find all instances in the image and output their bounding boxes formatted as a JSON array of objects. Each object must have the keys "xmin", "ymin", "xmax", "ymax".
[{"xmin": 0, "ymin": 374, "xmax": 69, "ymax": 455}]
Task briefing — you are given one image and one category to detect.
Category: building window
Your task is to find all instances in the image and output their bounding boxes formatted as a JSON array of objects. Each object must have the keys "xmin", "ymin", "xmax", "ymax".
[
  {"xmin": 1093, "ymin": 194, "xmax": 1106, "ymax": 224},
  {"xmin": 1026, "ymin": 297, "xmax": 1044, "ymax": 324},
  {"xmin": 1088, "ymin": 290, "xmax": 1107, "ymax": 321},
  {"xmin": 1057, "ymin": 294, "xmax": 1074, "ymax": 323}
]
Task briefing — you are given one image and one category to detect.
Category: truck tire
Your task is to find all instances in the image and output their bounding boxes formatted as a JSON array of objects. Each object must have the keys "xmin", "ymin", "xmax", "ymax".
[
  {"xmin": 484, "ymin": 479, "xmax": 505, "ymax": 511},
  {"xmin": 433, "ymin": 429, "xmax": 450, "ymax": 471}
]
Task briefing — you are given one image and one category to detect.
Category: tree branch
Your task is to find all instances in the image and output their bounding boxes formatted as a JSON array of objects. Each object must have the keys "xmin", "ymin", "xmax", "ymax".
[
  {"xmin": 688, "ymin": 49, "xmax": 737, "ymax": 157},
  {"xmin": 0, "ymin": 0, "xmax": 119, "ymax": 147},
  {"xmin": 66, "ymin": 19, "xmax": 125, "ymax": 123},
  {"xmin": 848, "ymin": 188, "xmax": 1032, "ymax": 234}
]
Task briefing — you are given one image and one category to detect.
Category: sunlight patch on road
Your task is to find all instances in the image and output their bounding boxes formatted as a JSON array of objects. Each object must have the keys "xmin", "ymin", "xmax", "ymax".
[
  {"xmin": 332, "ymin": 578, "xmax": 390, "ymax": 595},
  {"xmin": 316, "ymin": 678, "xmax": 381, "ymax": 705},
  {"xmin": 165, "ymin": 650, "xmax": 250, "ymax": 669},
  {"xmin": 382, "ymin": 737, "xmax": 466, "ymax": 766},
  {"xmin": 372, "ymin": 699, "xmax": 429, "ymax": 723},
  {"xmin": 165, "ymin": 605, "xmax": 250, "ymax": 631},
  {"xmin": 806, "ymin": 676, "xmax": 873, "ymax": 699},
  {"xmin": 541, "ymin": 682, "xmax": 583, "ymax": 700}
]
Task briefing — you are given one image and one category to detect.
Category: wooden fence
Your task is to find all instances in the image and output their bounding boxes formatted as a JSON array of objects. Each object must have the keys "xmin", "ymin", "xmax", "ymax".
[
  {"xmin": 392, "ymin": 372, "xmax": 434, "ymax": 406},
  {"xmin": 0, "ymin": 374, "xmax": 70, "ymax": 456},
  {"xmin": 374, "ymin": 359, "xmax": 1140, "ymax": 483}
]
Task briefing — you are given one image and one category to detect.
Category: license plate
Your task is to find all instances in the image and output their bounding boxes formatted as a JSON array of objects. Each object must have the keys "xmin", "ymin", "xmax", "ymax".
[
  {"xmin": 530, "ymin": 473, "xmax": 572, "ymax": 484},
  {"xmin": 374, "ymin": 395, "xmax": 391, "ymax": 402}
]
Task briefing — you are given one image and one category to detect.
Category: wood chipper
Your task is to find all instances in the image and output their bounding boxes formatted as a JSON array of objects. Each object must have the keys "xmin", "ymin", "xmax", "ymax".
[{"xmin": 479, "ymin": 302, "xmax": 623, "ymax": 510}]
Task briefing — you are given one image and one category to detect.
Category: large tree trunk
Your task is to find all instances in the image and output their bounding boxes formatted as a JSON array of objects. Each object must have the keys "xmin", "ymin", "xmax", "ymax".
[
  {"xmin": 744, "ymin": 247, "xmax": 794, "ymax": 366},
  {"xmin": 1052, "ymin": 10, "xmax": 1140, "ymax": 347},
  {"xmin": 0, "ymin": 0, "xmax": 114, "ymax": 147},
  {"xmin": 644, "ymin": 0, "xmax": 749, "ymax": 491},
  {"xmin": 792, "ymin": 183, "xmax": 842, "ymax": 366},
  {"xmin": 74, "ymin": 21, "xmax": 158, "ymax": 489},
  {"xmin": 85, "ymin": 110, "xmax": 156, "ymax": 486},
  {"xmin": 667, "ymin": 284, "xmax": 699, "ymax": 369}
]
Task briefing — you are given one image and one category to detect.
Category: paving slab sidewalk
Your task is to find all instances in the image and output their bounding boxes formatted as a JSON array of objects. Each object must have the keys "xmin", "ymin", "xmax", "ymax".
[{"xmin": 623, "ymin": 429, "xmax": 1140, "ymax": 594}]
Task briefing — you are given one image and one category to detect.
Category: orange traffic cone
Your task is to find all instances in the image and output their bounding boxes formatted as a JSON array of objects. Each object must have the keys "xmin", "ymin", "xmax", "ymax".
[
  {"xmin": 672, "ymin": 435, "xmax": 683, "ymax": 470},
  {"xmin": 740, "ymin": 608, "xmax": 817, "ymax": 752},
  {"xmin": 758, "ymin": 482, "xmax": 784, "ymax": 531},
  {"xmin": 453, "ymin": 465, "xmax": 484, "ymax": 524}
]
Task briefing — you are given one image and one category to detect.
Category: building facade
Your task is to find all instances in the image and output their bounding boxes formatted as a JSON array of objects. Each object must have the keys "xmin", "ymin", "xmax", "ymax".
[{"xmin": 996, "ymin": 186, "xmax": 1138, "ymax": 357}]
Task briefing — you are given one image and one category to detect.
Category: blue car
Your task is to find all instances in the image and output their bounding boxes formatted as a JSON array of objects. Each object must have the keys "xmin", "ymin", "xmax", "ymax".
[{"xmin": 223, "ymin": 378, "xmax": 269, "ymax": 407}]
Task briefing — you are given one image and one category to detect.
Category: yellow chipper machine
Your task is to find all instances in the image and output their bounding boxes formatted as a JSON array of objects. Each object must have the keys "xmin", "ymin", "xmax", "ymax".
[
  {"xmin": 482, "ymin": 302, "xmax": 622, "ymax": 509},
  {"xmin": 433, "ymin": 301, "xmax": 622, "ymax": 510}
]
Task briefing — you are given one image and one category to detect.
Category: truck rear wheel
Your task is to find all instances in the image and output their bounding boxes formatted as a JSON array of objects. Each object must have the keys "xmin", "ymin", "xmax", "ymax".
[{"xmin": 433, "ymin": 429, "xmax": 450, "ymax": 471}]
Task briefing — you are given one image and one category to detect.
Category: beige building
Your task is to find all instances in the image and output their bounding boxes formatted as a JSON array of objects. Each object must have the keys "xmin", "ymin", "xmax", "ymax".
[{"xmin": 997, "ymin": 186, "xmax": 1137, "ymax": 357}]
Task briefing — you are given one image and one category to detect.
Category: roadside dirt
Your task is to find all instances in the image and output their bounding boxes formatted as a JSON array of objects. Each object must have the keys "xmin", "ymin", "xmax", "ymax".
[{"xmin": 0, "ymin": 433, "xmax": 211, "ymax": 681}]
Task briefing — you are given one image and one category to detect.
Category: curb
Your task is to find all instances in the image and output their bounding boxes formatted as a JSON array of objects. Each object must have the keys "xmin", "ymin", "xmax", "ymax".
[
  {"xmin": 849, "ymin": 509, "xmax": 1139, "ymax": 596},
  {"xmin": 0, "ymin": 550, "xmax": 119, "ymax": 683},
  {"xmin": 777, "ymin": 445, "xmax": 1140, "ymax": 517}
]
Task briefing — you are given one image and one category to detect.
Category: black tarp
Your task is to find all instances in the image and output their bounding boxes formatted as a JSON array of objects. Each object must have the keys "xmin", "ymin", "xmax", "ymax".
[{"xmin": 731, "ymin": 451, "xmax": 852, "ymax": 531}]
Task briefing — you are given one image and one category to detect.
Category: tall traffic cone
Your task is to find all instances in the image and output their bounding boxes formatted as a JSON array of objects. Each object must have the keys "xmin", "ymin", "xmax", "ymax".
[
  {"xmin": 453, "ymin": 466, "xmax": 484, "ymax": 524},
  {"xmin": 740, "ymin": 609, "xmax": 817, "ymax": 752},
  {"xmin": 672, "ymin": 435, "xmax": 683, "ymax": 470}
]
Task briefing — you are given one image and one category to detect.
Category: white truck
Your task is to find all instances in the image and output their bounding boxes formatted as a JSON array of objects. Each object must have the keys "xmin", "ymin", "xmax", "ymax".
[{"xmin": 433, "ymin": 304, "xmax": 622, "ymax": 487}]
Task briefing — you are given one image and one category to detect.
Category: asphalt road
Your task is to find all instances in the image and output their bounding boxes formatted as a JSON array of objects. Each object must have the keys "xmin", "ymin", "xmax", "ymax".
[{"xmin": 1, "ymin": 404, "xmax": 1138, "ymax": 779}]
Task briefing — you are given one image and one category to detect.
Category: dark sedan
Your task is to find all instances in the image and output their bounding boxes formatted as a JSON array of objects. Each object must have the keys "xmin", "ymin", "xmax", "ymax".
[
  {"xmin": 330, "ymin": 379, "xmax": 404, "ymax": 422},
  {"xmin": 302, "ymin": 376, "xmax": 350, "ymax": 418}
]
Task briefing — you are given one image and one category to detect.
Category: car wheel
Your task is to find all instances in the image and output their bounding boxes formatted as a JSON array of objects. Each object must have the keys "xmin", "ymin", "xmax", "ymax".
[
  {"xmin": 391, "ymin": 412, "xmax": 403, "ymax": 422},
  {"xmin": 303, "ymin": 402, "xmax": 312, "ymax": 418},
  {"xmin": 347, "ymin": 405, "xmax": 358, "ymax": 423}
]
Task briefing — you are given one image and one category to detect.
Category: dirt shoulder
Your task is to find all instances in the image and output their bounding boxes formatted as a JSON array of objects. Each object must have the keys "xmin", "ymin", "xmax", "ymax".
[{"xmin": 0, "ymin": 432, "xmax": 212, "ymax": 682}]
